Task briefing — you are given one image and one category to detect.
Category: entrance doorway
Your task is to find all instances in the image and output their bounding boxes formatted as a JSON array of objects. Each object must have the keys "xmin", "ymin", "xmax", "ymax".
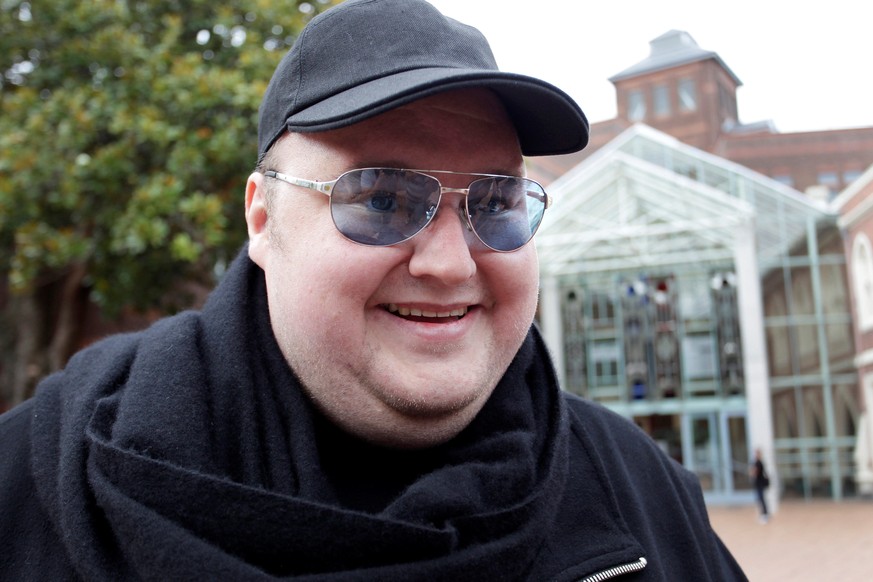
[
  {"xmin": 684, "ymin": 412, "xmax": 751, "ymax": 500},
  {"xmin": 632, "ymin": 410, "xmax": 751, "ymax": 502}
]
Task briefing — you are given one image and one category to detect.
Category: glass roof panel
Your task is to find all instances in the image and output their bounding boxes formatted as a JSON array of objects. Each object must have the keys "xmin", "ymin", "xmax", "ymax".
[{"xmin": 538, "ymin": 125, "xmax": 836, "ymax": 278}]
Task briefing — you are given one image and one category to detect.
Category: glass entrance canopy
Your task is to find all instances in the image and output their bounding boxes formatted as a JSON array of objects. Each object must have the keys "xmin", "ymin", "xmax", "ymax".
[{"xmin": 536, "ymin": 125, "xmax": 857, "ymax": 502}]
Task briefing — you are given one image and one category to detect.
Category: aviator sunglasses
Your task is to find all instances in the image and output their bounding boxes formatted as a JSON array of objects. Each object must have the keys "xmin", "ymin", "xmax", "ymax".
[{"xmin": 263, "ymin": 168, "xmax": 551, "ymax": 252}]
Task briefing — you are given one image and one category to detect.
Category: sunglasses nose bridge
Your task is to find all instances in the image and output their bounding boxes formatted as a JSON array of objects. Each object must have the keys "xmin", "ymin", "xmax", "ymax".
[{"xmin": 438, "ymin": 186, "xmax": 474, "ymax": 232}]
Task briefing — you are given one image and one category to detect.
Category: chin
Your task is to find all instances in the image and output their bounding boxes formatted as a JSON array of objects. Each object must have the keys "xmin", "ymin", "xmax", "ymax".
[{"xmin": 342, "ymin": 395, "xmax": 489, "ymax": 450}]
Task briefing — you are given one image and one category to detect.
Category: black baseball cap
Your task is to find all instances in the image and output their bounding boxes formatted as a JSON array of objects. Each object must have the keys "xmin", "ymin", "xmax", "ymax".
[{"xmin": 258, "ymin": 0, "xmax": 589, "ymax": 158}]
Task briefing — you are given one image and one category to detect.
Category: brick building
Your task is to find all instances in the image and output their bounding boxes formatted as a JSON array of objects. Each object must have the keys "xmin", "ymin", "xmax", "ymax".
[
  {"xmin": 834, "ymin": 167, "xmax": 873, "ymax": 495},
  {"xmin": 528, "ymin": 30, "xmax": 873, "ymax": 200}
]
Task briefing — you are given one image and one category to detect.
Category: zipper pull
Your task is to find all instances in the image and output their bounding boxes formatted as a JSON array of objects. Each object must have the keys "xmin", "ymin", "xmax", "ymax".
[{"xmin": 581, "ymin": 557, "xmax": 648, "ymax": 581}]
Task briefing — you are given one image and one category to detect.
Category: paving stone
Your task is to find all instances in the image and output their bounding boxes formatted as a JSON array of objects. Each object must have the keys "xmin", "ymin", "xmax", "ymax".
[{"xmin": 709, "ymin": 500, "xmax": 873, "ymax": 581}]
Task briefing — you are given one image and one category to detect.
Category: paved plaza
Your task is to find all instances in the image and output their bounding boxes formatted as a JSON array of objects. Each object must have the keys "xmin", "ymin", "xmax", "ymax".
[{"xmin": 708, "ymin": 499, "xmax": 873, "ymax": 580}]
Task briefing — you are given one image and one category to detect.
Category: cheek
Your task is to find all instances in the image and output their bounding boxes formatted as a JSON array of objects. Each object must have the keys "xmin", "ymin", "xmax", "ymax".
[
  {"xmin": 264, "ymin": 256, "xmax": 357, "ymax": 378},
  {"xmin": 483, "ymin": 249, "xmax": 540, "ymax": 329},
  {"xmin": 264, "ymin": 234, "xmax": 397, "ymax": 345},
  {"xmin": 265, "ymin": 203, "xmax": 360, "ymax": 305}
]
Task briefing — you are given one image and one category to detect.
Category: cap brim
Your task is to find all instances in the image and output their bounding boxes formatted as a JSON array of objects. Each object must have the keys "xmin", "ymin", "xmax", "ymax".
[{"xmin": 284, "ymin": 68, "xmax": 589, "ymax": 157}]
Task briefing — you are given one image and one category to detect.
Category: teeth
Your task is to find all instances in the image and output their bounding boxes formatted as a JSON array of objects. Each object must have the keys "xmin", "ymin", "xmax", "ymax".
[{"xmin": 386, "ymin": 303, "xmax": 468, "ymax": 318}]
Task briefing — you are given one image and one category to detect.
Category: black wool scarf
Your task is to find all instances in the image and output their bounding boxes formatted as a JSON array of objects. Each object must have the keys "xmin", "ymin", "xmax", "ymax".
[{"xmin": 30, "ymin": 248, "xmax": 570, "ymax": 581}]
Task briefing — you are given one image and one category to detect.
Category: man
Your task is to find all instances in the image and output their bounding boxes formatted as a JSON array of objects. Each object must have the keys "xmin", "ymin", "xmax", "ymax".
[
  {"xmin": 0, "ymin": 0, "xmax": 747, "ymax": 579},
  {"xmin": 750, "ymin": 448, "xmax": 771, "ymax": 523}
]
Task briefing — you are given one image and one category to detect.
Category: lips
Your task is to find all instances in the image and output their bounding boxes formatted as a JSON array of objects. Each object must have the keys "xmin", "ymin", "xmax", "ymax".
[{"xmin": 385, "ymin": 303, "xmax": 469, "ymax": 322}]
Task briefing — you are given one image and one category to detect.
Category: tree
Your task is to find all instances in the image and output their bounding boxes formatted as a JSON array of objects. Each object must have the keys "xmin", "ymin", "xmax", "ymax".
[{"xmin": 0, "ymin": 0, "xmax": 339, "ymax": 408}]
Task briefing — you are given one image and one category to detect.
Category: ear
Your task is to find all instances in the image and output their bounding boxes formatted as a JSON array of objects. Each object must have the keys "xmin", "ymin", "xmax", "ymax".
[{"xmin": 245, "ymin": 172, "xmax": 269, "ymax": 267}]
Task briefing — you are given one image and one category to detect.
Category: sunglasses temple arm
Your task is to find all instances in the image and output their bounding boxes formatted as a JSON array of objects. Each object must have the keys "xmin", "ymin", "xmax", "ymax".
[
  {"xmin": 530, "ymin": 191, "xmax": 551, "ymax": 209},
  {"xmin": 266, "ymin": 171, "xmax": 335, "ymax": 196}
]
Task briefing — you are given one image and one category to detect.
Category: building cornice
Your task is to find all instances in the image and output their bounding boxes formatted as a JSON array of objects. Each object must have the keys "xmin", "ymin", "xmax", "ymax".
[
  {"xmin": 855, "ymin": 348, "xmax": 873, "ymax": 370},
  {"xmin": 834, "ymin": 165, "xmax": 873, "ymax": 228}
]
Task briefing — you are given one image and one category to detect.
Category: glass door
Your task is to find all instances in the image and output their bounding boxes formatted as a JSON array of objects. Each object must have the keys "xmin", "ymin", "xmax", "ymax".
[
  {"xmin": 688, "ymin": 413, "xmax": 721, "ymax": 491},
  {"xmin": 684, "ymin": 411, "xmax": 751, "ymax": 500},
  {"xmin": 726, "ymin": 413, "xmax": 751, "ymax": 493}
]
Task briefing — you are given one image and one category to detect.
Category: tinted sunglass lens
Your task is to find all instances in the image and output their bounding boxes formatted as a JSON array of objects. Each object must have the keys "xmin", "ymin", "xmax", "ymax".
[
  {"xmin": 326, "ymin": 170, "xmax": 546, "ymax": 250},
  {"xmin": 329, "ymin": 169, "xmax": 441, "ymax": 246},
  {"xmin": 467, "ymin": 178, "xmax": 545, "ymax": 251}
]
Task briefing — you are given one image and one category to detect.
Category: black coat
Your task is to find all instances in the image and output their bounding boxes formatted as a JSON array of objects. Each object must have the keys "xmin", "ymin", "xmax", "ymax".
[{"xmin": 0, "ymin": 250, "xmax": 745, "ymax": 581}]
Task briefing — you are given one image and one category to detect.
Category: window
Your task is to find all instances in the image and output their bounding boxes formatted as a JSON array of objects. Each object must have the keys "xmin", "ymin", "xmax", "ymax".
[
  {"xmin": 773, "ymin": 174, "xmax": 794, "ymax": 187},
  {"xmin": 678, "ymin": 79, "xmax": 697, "ymax": 111},
  {"xmin": 817, "ymin": 170, "xmax": 840, "ymax": 199},
  {"xmin": 817, "ymin": 171, "xmax": 839, "ymax": 187},
  {"xmin": 591, "ymin": 293, "xmax": 616, "ymax": 329},
  {"xmin": 682, "ymin": 334, "xmax": 716, "ymax": 380},
  {"xmin": 591, "ymin": 340, "xmax": 620, "ymax": 386},
  {"xmin": 653, "ymin": 84, "xmax": 670, "ymax": 116},
  {"xmin": 844, "ymin": 169, "xmax": 863, "ymax": 184},
  {"xmin": 852, "ymin": 234, "xmax": 873, "ymax": 331},
  {"xmin": 627, "ymin": 89, "xmax": 646, "ymax": 122},
  {"xmin": 718, "ymin": 84, "xmax": 736, "ymax": 125}
]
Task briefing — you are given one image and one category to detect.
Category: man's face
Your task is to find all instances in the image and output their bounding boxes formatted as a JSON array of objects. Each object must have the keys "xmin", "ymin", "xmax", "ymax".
[{"xmin": 246, "ymin": 89, "xmax": 540, "ymax": 448}]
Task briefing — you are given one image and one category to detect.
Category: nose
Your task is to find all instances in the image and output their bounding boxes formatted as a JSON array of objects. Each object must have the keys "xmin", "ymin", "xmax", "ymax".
[{"xmin": 407, "ymin": 198, "xmax": 477, "ymax": 284}]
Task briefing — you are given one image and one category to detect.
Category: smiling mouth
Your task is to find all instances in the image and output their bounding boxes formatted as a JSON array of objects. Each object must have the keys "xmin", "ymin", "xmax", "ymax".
[{"xmin": 385, "ymin": 303, "xmax": 469, "ymax": 322}]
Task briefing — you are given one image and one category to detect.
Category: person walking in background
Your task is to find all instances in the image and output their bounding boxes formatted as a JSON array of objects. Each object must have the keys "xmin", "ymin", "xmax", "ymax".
[{"xmin": 751, "ymin": 448, "xmax": 771, "ymax": 523}]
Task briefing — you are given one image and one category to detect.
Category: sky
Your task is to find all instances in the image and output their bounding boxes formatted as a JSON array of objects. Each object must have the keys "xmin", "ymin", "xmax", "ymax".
[{"xmin": 427, "ymin": 0, "xmax": 873, "ymax": 133}]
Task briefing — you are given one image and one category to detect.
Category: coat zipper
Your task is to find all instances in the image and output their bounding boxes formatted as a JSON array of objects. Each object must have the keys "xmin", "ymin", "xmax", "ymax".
[{"xmin": 580, "ymin": 557, "xmax": 647, "ymax": 581}]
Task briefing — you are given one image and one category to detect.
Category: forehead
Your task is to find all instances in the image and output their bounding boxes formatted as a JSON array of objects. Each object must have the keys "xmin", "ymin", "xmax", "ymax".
[{"xmin": 272, "ymin": 89, "xmax": 524, "ymax": 176}]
